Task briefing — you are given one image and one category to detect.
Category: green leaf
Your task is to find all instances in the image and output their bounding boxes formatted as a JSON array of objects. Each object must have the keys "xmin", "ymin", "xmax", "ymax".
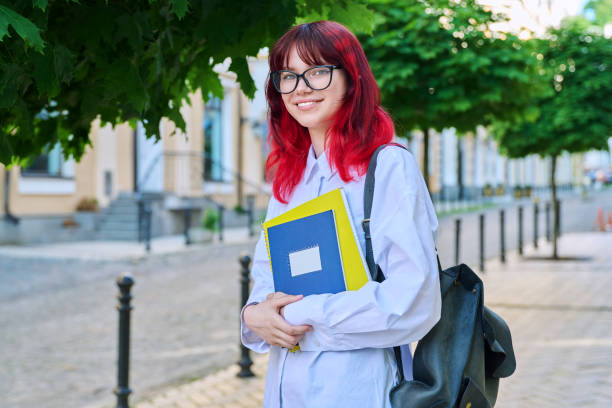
[
  {"xmin": 229, "ymin": 57, "xmax": 257, "ymax": 99},
  {"xmin": 296, "ymin": 1, "xmax": 374, "ymax": 34},
  {"xmin": 33, "ymin": 0, "xmax": 48, "ymax": 12},
  {"xmin": 33, "ymin": 47, "xmax": 60, "ymax": 98},
  {"xmin": 0, "ymin": 63, "xmax": 23, "ymax": 108},
  {"xmin": 0, "ymin": 132, "xmax": 14, "ymax": 164},
  {"xmin": 170, "ymin": 0, "xmax": 189, "ymax": 20},
  {"xmin": 54, "ymin": 44, "xmax": 75, "ymax": 84},
  {"xmin": 332, "ymin": 2, "xmax": 375, "ymax": 35},
  {"xmin": 0, "ymin": 5, "xmax": 45, "ymax": 52}
]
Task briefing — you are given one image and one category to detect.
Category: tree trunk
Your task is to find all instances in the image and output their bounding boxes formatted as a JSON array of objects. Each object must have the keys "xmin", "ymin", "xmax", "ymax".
[
  {"xmin": 551, "ymin": 155, "xmax": 559, "ymax": 259},
  {"xmin": 237, "ymin": 92, "xmax": 244, "ymax": 207},
  {"xmin": 423, "ymin": 127, "xmax": 430, "ymax": 190},
  {"xmin": 457, "ymin": 137, "xmax": 463, "ymax": 200},
  {"xmin": 3, "ymin": 169, "xmax": 19, "ymax": 224}
]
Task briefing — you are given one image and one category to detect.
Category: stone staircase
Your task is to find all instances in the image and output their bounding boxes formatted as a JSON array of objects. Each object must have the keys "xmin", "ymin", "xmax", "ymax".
[
  {"xmin": 95, "ymin": 192, "xmax": 268, "ymax": 241},
  {"xmin": 95, "ymin": 193, "xmax": 140, "ymax": 241}
]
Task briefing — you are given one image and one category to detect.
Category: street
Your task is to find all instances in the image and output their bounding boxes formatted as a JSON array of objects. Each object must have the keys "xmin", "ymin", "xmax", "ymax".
[{"xmin": 0, "ymin": 191, "xmax": 610, "ymax": 408}]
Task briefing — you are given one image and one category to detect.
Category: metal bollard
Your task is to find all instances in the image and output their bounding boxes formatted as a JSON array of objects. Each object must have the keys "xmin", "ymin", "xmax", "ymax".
[
  {"xmin": 144, "ymin": 202, "xmax": 152, "ymax": 253},
  {"xmin": 115, "ymin": 275, "xmax": 134, "ymax": 408},
  {"xmin": 137, "ymin": 199, "xmax": 144, "ymax": 242},
  {"xmin": 500, "ymin": 209, "xmax": 506, "ymax": 264},
  {"xmin": 533, "ymin": 203, "xmax": 539, "ymax": 249},
  {"xmin": 518, "ymin": 206, "xmax": 523, "ymax": 256},
  {"xmin": 237, "ymin": 254, "xmax": 255, "ymax": 378},
  {"xmin": 247, "ymin": 195, "xmax": 255, "ymax": 238},
  {"xmin": 218, "ymin": 204, "xmax": 225, "ymax": 242},
  {"xmin": 184, "ymin": 207, "xmax": 192, "ymax": 246},
  {"xmin": 545, "ymin": 202, "xmax": 551, "ymax": 242},
  {"xmin": 454, "ymin": 218, "xmax": 461, "ymax": 265},
  {"xmin": 479, "ymin": 214, "xmax": 485, "ymax": 273}
]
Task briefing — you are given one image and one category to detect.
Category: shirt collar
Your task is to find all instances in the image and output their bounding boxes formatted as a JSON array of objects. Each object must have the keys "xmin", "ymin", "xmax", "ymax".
[{"xmin": 304, "ymin": 145, "xmax": 337, "ymax": 183}]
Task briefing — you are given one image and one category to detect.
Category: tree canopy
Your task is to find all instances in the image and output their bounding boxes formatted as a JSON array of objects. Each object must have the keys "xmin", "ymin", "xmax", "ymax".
[
  {"xmin": 494, "ymin": 18, "xmax": 611, "ymax": 160},
  {"xmin": 0, "ymin": 0, "xmax": 373, "ymax": 165},
  {"xmin": 493, "ymin": 17, "xmax": 611, "ymax": 259},
  {"xmin": 359, "ymin": 0, "xmax": 543, "ymax": 186},
  {"xmin": 584, "ymin": 0, "xmax": 612, "ymax": 28}
]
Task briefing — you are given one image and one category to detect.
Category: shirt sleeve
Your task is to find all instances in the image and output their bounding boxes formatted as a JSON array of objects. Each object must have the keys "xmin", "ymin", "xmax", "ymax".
[
  {"xmin": 240, "ymin": 199, "xmax": 279, "ymax": 353},
  {"xmin": 282, "ymin": 147, "xmax": 442, "ymax": 351}
]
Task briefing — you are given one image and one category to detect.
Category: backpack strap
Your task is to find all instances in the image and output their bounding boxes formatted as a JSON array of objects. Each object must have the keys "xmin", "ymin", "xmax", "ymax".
[
  {"xmin": 363, "ymin": 142, "xmax": 405, "ymax": 283},
  {"xmin": 362, "ymin": 142, "xmax": 443, "ymax": 384},
  {"xmin": 362, "ymin": 142, "xmax": 407, "ymax": 382}
]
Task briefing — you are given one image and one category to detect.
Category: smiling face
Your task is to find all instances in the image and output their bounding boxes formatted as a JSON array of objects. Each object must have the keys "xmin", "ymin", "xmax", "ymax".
[{"xmin": 281, "ymin": 46, "xmax": 347, "ymax": 138}]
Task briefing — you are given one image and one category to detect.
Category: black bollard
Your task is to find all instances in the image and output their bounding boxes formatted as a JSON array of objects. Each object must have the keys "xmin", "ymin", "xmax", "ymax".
[
  {"xmin": 144, "ymin": 203, "xmax": 152, "ymax": 253},
  {"xmin": 247, "ymin": 195, "xmax": 255, "ymax": 238},
  {"xmin": 479, "ymin": 214, "xmax": 485, "ymax": 273},
  {"xmin": 545, "ymin": 202, "xmax": 551, "ymax": 242},
  {"xmin": 115, "ymin": 275, "xmax": 134, "ymax": 408},
  {"xmin": 218, "ymin": 204, "xmax": 225, "ymax": 242},
  {"xmin": 137, "ymin": 199, "xmax": 144, "ymax": 242},
  {"xmin": 518, "ymin": 206, "xmax": 523, "ymax": 256},
  {"xmin": 454, "ymin": 218, "xmax": 461, "ymax": 266},
  {"xmin": 237, "ymin": 254, "xmax": 255, "ymax": 378},
  {"xmin": 533, "ymin": 203, "xmax": 539, "ymax": 249},
  {"xmin": 184, "ymin": 207, "xmax": 192, "ymax": 246},
  {"xmin": 500, "ymin": 209, "xmax": 506, "ymax": 264}
]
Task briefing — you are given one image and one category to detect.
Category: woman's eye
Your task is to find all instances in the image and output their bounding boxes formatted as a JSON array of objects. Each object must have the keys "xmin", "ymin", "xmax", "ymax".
[
  {"xmin": 282, "ymin": 73, "xmax": 296, "ymax": 81},
  {"xmin": 312, "ymin": 69, "xmax": 328, "ymax": 76}
]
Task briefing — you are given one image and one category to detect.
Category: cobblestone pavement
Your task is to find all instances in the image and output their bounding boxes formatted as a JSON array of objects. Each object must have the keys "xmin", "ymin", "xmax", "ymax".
[
  {"xmin": 123, "ymin": 231, "xmax": 612, "ymax": 408},
  {"xmin": 0, "ymin": 236, "xmax": 259, "ymax": 408},
  {"xmin": 1, "ymin": 193, "xmax": 610, "ymax": 408}
]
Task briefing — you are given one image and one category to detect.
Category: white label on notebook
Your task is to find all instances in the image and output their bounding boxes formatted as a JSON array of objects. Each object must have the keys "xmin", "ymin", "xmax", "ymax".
[{"xmin": 289, "ymin": 246, "xmax": 323, "ymax": 277}]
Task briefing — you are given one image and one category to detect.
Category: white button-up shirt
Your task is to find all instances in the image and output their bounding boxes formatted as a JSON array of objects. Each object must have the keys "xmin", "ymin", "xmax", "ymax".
[{"xmin": 241, "ymin": 145, "xmax": 441, "ymax": 408}]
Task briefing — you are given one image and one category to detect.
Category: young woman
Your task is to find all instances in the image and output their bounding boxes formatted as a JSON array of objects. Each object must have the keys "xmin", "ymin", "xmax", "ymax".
[{"xmin": 242, "ymin": 21, "xmax": 441, "ymax": 407}]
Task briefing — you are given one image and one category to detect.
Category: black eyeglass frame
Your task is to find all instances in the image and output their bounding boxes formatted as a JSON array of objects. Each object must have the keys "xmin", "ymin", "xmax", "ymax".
[{"xmin": 270, "ymin": 65, "xmax": 343, "ymax": 94}]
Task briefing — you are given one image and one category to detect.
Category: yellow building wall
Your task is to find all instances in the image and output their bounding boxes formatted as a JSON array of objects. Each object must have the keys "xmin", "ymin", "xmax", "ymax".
[
  {"xmin": 9, "ymin": 140, "xmax": 97, "ymax": 216},
  {"xmin": 115, "ymin": 123, "xmax": 135, "ymax": 193},
  {"xmin": 0, "ymin": 165, "xmax": 5, "ymax": 216}
]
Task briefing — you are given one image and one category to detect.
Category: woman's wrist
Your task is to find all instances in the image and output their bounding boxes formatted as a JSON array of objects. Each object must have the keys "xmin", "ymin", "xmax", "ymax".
[{"xmin": 242, "ymin": 303, "xmax": 258, "ymax": 328}]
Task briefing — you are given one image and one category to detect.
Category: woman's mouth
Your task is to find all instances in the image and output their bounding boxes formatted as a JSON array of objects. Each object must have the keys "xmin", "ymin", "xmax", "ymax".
[{"xmin": 296, "ymin": 100, "xmax": 322, "ymax": 110}]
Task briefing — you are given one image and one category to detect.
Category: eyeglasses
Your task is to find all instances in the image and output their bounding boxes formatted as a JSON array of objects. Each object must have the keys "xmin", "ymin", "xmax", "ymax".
[{"xmin": 270, "ymin": 65, "xmax": 342, "ymax": 94}]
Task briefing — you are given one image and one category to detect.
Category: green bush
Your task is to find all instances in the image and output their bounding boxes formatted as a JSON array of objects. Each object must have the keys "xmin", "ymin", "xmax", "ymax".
[{"xmin": 201, "ymin": 208, "xmax": 219, "ymax": 232}]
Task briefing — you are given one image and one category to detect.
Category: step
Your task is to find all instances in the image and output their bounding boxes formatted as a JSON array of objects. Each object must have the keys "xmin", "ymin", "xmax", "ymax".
[
  {"xmin": 98, "ymin": 216, "xmax": 139, "ymax": 225},
  {"xmin": 97, "ymin": 221, "xmax": 140, "ymax": 232},
  {"xmin": 96, "ymin": 230, "xmax": 139, "ymax": 241}
]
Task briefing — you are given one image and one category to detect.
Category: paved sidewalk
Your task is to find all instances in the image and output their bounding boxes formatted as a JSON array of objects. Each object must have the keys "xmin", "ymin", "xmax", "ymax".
[
  {"xmin": 129, "ymin": 231, "xmax": 612, "ymax": 408},
  {"xmin": 0, "ymin": 227, "xmax": 256, "ymax": 261}
]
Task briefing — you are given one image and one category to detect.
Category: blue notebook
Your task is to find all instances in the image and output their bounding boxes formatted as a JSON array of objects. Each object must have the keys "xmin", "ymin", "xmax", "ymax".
[{"xmin": 267, "ymin": 209, "xmax": 346, "ymax": 296}]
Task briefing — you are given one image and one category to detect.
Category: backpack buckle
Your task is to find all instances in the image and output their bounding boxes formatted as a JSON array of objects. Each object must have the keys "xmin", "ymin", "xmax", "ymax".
[{"xmin": 361, "ymin": 218, "xmax": 370, "ymax": 232}]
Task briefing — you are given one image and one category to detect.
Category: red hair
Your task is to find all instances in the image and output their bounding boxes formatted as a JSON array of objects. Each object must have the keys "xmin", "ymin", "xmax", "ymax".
[{"xmin": 265, "ymin": 21, "xmax": 395, "ymax": 203}]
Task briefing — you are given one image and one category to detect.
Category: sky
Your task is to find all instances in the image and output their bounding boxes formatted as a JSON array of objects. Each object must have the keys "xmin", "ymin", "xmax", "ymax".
[{"xmin": 480, "ymin": 0, "xmax": 589, "ymax": 36}]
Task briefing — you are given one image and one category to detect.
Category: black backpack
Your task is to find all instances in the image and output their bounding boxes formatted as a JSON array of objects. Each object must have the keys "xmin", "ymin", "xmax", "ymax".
[{"xmin": 362, "ymin": 144, "xmax": 516, "ymax": 408}]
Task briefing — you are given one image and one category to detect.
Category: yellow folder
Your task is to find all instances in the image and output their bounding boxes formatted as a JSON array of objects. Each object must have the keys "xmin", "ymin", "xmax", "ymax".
[{"xmin": 262, "ymin": 188, "xmax": 371, "ymax": 292}]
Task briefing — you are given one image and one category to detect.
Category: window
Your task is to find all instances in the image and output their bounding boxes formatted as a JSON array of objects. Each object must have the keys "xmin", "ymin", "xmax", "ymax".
[
  {"xmin": 21, "ymin": 142, "xmax": 73, "ymax": 178},
  {"xmin": 203, "ymin": 97, "xmax": 224, "ymax": 181}
]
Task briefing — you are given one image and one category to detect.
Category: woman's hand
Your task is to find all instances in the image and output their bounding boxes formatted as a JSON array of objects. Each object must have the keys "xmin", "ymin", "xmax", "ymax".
[{"xmin": 243, "ymin": 292, "xmax": 312, "ymax": 348}]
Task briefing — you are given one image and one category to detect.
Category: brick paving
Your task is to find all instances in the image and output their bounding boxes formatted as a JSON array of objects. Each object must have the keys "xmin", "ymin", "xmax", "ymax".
[
  {"xmin": 2, "ymin": 193, "xmax": 610, "ymax": 408},
  {"xmin": 129, "ymin": 231, "xmax": 612, "ymax": 408}
]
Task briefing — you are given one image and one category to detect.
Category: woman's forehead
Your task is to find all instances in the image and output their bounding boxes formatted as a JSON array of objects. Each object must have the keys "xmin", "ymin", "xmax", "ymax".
[{"xmin": 282, "ymin": 44, "xmax": 327, "ymax": 70}]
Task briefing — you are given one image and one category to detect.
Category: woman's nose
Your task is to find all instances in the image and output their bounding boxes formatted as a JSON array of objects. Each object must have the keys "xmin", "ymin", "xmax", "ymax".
[{"xmin": 295, "ymin": 76, "xmax": 312, "ymax": 94}]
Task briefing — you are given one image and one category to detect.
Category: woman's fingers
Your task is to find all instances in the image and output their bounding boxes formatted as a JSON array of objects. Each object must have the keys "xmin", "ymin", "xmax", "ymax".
[
  {"xmin": 269, "ymin": 293, "xmax": 303, "ymax": 309},
  {"xmin": 269, "ymin": 313, "xmax": 311, "ymax": 344},
  {"xmin": 271, "ymin": 327, "xmax": 305, "ymax": 348},
  {"xmin": 243, "ymin": 292, "xmax": 312, "ymax": 348}
]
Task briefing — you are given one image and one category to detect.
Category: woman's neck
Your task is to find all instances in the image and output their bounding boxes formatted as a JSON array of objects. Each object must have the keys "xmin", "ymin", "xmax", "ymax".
[{"xmin": 309, "ymin": 127, "xmax": 327, "ymax": 159}]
